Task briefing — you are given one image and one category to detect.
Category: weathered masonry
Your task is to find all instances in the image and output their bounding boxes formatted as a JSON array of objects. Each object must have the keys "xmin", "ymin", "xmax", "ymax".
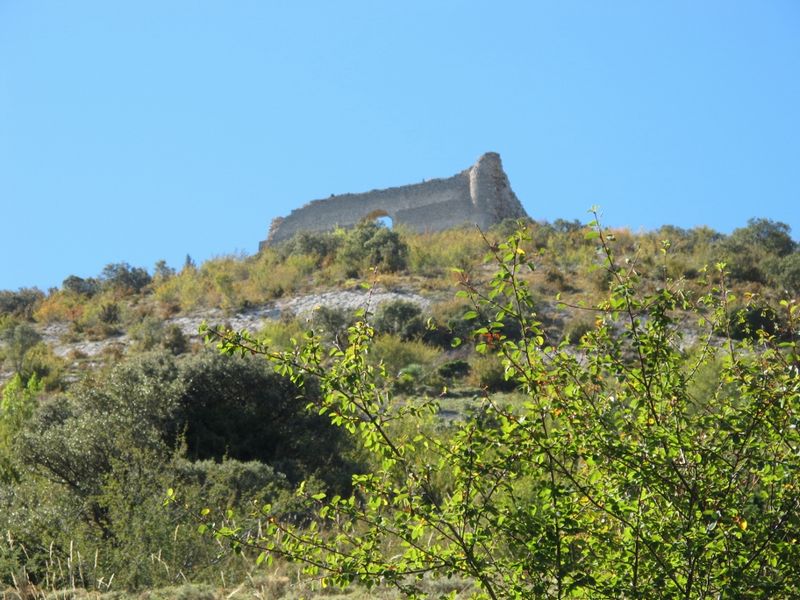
[{"xmin": 262, "ymin": 152, "xmax": 528, "ymax": 247}]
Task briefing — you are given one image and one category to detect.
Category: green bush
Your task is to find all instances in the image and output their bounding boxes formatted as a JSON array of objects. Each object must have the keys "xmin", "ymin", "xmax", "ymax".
[
  {"xmin": 101, "ymin": 262, "xmax": 152, "ymax": 294},
  {"xmin": 562, "ymin": 315, "xmax": 594, "ymax": 344},
  {"xmin": 206, "ymin": 220, "xmax": 800, "ymax": 598},
  {"xmin": 372, "ymin": 299, "xmax": 424, "ymax": 340},
  {"xmin": 768, "ymin": 252, "xmax": 800, "ymax": 294},
  {"xmin": 336, "ymin": 221, "xmax": 408, "ymax": 276},
  {"xmin": 176, "ymin": 352, "xmax": 355, "ymax": 490},
  {"xmin": 437, "ymin": 359, "xmax": 471, "ymax": 380},
  {"xmin": 422, "ymin": 300, "xmax": 475, "ymax": 348},
  {"xmin": 62, "ymin": 274, "xmax": 100, "ymax": 297},
  {"xmin": 468, "ymin": 354, "xmax": 517, "ymax": 392},
  {"xmin": 310, "ymin": 305, "xmax": 356, "ymax": 348},
  {"xmin": 279, "ymin": 230, "xmax": 342, "ymax": 266},
  {"xmin": 0, "ymin": 288, "xmax": 44, "ymax": 319},
  {"xmin": 368, "ymin": 334, "xmax": 439, "ymax": 378},
  {"xmin": 0, "ymin": 320, "xmax": 43, "ymax": 375},
  {"xmin": 725, "ymin": 302, "xmax": 788, "ymax": 341}
]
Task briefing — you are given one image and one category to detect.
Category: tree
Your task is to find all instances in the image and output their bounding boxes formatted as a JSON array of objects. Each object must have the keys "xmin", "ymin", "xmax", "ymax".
[
  {"xmin": 62, "ymin": 275, "xmax": 100, "ymax": 297},
  {"xmin": 0, "ymin": 321, "xmax": 42, "ymax": 375},
  {"xmin": 100, "ymin": 262, "xmax": 152, "ymax": 293},
  {"xmin": 0, "ymin": 372, "xmax": 42, "ymax": 481},
  {"xmin": 372, "ymin": 299, "xmax": 424, "ymax": 340},
  {"xmin": 0, "ymin": 288, "xmax": 44, "ymax": 319},
  {"xmin": 768, "ymin": 252, "xmax": 800, "ymax": 295},
  {"xmin": 202, "ymin": 218, "xmax": 800, "ymax": 598},
  {"xmin": 729, "ymin": 218, "xmax": 796, "ymax": 257},
  {"xmin": 153, "ymin": 259, "xmax": 176, "ymax": 282},
  {"xmin": 337, "ymin": 221, "xmax": 409, "ymax": 275},
  {"xmin": 176, "ymin": 352, "xmax": 355, "ymax": 490},
  {"xmin": 4, "ymin": 350, "xmax": 349, "ymax": 590},
  {"xmin": 722, "ymin": 218, "xmax": 797, "ymax": 283}
]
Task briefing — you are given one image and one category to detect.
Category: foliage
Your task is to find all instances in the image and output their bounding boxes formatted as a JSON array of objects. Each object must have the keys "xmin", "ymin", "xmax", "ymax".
[
  {"xmin": 153, "ymin": 259, "xmax": 176, "ymax": 282},
  {"xmin": 725, "ymin": 301, "xmax": 786, "ymax": 341},
  {"xmin": 422, "ymin": 300, "xmax": 477, "ymax": 349},
  {"xmin": 310, "ymin": 306, "xmax": 356, "ymax": 348},
  {"xmin": 407, "ymin": 227, "xmax": 486, "ymax": 276},
  {"xmin": 562, "ymin": 315, "xmax": 594, "ymax": 345},
  {"xmin": 204, "ymin": 218, "xmax": 800, "ymax": 599},
  {"xmin": 62, "ymin": 274, "xmax": 101, "ymax": 297},
  {"xmin": 373, "ymin": 299, "xmax": 425, "ymax": 340},
  {"xmin": 467, "ymin": 354, "xmax": 517, "ymax": 393},
  {"xmin": 128, "ymin": 317, "xmax": 188, "ymax": 354},
  {"xmin": 437, "ymin": 359, "xmax": 471, "ymax": 381},
  {"xmin": 18, "ymin": 353, "xmax": 184, "ymax": 502},
  {"xmin": 100, "ymin": 262, "xmax": 152, "ymax": 294},
  {"xmin": 0, "ymin": 288, "xmax": 44, "ymax": 320},
  {"xmin": 0, "ymin": 320, "xmax": 43, "ymax": 375},
  {"xmin": 368, "ymin": 334, "xmax": 440, "ymax": 379},
  {"xmin": 176, "ymin": 352, "xmax": 355, "ymax": 491},
  {"xmin": 729, "ymin": 218, "xmax": 796, "ymax": 258},
  {"xmin": 722, "ymin": 218, "xmax": 797, "ymax": 284},
  {"xmin": 337, "ymin": 221, "xmax": 409, "ymax": 275},
  {"xmin": 0, "ymin": 373, "xmax": 43, "ymax": 481},
  {"xmin": 0, "ymin": 349, "xmax": 356, "ymax": 591},
  {"xmin": 279, "ymin": 230, "xmax": 342, "ymax": 266},
  {"xmin": 768, "ymin": 252, "xmax": 800, "ymax": 295}
]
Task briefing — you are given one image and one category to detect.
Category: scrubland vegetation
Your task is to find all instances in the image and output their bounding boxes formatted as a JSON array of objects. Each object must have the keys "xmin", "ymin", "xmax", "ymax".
[{"xmin": 0, "ymin": 215, "xmax": 798, "ymax": 598}]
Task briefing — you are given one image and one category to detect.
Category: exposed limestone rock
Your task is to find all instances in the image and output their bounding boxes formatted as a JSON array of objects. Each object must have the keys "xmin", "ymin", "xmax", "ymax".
[{"xmin": 262, "ymin": 152, "xmax": 528, "ymax": 247}]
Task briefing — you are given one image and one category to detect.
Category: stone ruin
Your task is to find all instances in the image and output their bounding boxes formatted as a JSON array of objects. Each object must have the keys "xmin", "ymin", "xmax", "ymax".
[{"xmin": 261, "ymin": 152, "xmax": 528, "ymax": 247}]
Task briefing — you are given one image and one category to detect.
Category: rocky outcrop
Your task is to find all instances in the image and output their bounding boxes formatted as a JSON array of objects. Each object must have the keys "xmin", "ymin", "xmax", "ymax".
[{"xmin": 262, "ymin": 152, "xmax": 528, "ymax": 246}]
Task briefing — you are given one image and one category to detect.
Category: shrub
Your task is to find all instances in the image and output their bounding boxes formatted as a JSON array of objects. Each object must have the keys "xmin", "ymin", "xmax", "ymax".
[
  {"xmin": 280, "ymin": 230, "xmax": 341, "ymax": 266},
  {"xmin": 257, "ymin": 316, "xmax": 307, "ymax": 350},
  {"xmin": 768, "ymin": 252, "xmax": 800, "ymax": 294},
  {"xmin": 562, "ymin": 314, "xmax": 594, "ymax": 344},
  {"xmin": 0, "ymin": 321, "xmax": 42, "ymax": 375},
  {"xmin": 246, "ymin": 252, "xmax": 314, "ymax": 301},
  {"xmin": 437, "ymin": 359, "xmax": 471, "ymax": 380},
  {"xmin": 725, "ymin": 302, "xmax": 787, "ymax": 341},
  {"xmin": 162, "ymin": 324, "xmax": 188, "ymax": 355},
  {"xmin": 100, "ymin": 262, "xmax": 152, "ymax": 294},
  {"xmin": 62, "ymin": 275, "xmax": 100, "ymax": 297},
  {"xmin": 407, "ymin": 227, "xmax": 485, "ymax": 276},
  {"xmin": 422, "ymin": 300, "xmax": 475, "ymax": 348},
  {"xmin": 206, "ymin": 219, "xmax": 800, "ymax": 598},
  {"xmin": 372, "ymin": 299, "xmax": 424, "ymax": 340},
  {"xmin": 729, "ymin": 218, "xmax": 795, "ymax": 257},
  {"xmin": 175, "ymin": 352, "xmax": 355, "ymax": 490},
  {"xmin": 0, "ymin": 288, "xmax": 44, "ymax": 320},
  {"xmin": 394, "ymin": 363, "xmax": 425, "ymax": 396},
  {"xmin": 337, "ymin": 221, "xmax": 408, "ymax": 275},
  {"xmin": 129, "ymin": 316, "xmax": 166, "ymax": 351},
  {"xmin": 311, "ymin": 306, "xmax": 356, "ymax": 348},
  {"xmin": 369, "ymin": 334, "xmax": 439, "ymax": 378},
  {"xmin": 468, "ymin": 354, "xmax": 517, "ymax": 392}
]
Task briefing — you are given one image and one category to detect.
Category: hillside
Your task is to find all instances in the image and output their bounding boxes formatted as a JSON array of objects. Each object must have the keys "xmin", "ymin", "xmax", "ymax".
[
  {"xmin": 0, "ymin": 215, "xmax": 798, "ymax": 599},
  {"xmin": 2, "ymin": 217, "xmax": 798, "ymax": 386}
]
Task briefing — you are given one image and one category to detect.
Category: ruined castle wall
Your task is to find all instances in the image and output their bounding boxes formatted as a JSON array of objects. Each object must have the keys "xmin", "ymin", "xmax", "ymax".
[{"xmin": 264, "ymin": 153, "xmax": 527, "ymax": 246}]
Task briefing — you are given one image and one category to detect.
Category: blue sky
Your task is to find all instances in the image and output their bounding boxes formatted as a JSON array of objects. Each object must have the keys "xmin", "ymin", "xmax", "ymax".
[{"xmin": 1, "ymin": 1, "xmax": 798, "ymax": 291}]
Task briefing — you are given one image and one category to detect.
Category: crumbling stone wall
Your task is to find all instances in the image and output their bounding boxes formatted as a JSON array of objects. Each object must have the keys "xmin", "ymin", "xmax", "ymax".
[{"xmin": 262, "ymin": 152, "xmax": 528, "ymax": 247}]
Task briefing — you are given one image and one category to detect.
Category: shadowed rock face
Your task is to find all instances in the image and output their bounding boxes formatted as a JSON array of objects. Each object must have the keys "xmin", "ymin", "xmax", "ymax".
[{"xmin": 262, "ymin": 152, "xmax": 528, "ymax": 247}]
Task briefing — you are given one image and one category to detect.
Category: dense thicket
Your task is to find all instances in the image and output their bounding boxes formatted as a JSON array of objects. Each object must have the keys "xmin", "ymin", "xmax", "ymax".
[{"xmin": 0, "ymin": 351, "xmax": 356, "ymax": 590}]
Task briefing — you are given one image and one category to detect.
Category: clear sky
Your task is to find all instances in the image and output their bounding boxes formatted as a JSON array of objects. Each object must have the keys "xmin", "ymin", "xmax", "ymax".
[{"xmin": 1, "ymin": 1, "xmax": 798, "ymax": 291}]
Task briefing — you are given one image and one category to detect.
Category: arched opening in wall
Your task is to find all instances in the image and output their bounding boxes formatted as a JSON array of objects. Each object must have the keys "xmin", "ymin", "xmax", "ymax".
[{"xmin": 365, "ymin": 209, "xmax": 393, "ymax": 229}]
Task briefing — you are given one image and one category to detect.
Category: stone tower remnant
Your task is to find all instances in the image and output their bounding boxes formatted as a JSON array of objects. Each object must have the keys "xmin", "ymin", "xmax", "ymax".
[{"xmin": 261, "ymin": 152, "xmax": 528, "ymax": 247}]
